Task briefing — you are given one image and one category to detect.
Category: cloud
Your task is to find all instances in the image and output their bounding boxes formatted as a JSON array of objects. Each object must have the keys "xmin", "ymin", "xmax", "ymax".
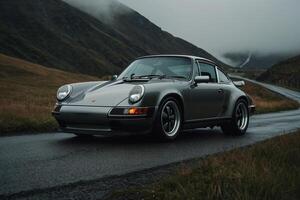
[
  {"xmin": 64, "ymin": 0, "xmax": 300, "ymax": 63},
  {"xmin": 119, "ymin": 0, "xmax": 300, "ymax": 60},
  {"xmin": 63, "ymin": 0, "xmax": 130, "ymax": 22}
]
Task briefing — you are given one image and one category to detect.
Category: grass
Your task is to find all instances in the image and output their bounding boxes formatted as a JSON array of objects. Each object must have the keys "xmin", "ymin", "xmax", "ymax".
[
  {"xmin": 109, "ymin": 131, "xmax": 300, "ymax": 200},
  {"xmin": 0, "ymin": 53, "xmax": 98, "ymax": 134},
  {"xmin": 241, "ymin": 81, "xmax": 299, "ymax": 114},
  {"xmin": 231, "ymin": 69, "xmax": 266, "ymax": 80}
]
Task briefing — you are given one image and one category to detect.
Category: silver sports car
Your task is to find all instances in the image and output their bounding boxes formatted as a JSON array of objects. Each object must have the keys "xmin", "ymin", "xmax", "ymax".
[{"xmin": 52, "ymin": 55, "xmax": 255, "ymax": 140}]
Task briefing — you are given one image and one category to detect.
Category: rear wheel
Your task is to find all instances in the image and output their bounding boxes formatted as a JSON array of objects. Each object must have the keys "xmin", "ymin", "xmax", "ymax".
[
  {"xmin": 153, "ymin": 98, "xmax": 182, "ymax": 141},
  {"xmin": 221, "ymin": 99, "xmax": 249, "ymax": 136}
]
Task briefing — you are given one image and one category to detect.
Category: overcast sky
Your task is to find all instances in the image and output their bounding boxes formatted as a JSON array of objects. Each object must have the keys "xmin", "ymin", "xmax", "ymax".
[
  {"xmin": 119, "ymin": 0, "xmax": 300, "ymax": 59},
  {"xmin": 65, "ymin": 0, "xmax": 300, "ymax": 62}
]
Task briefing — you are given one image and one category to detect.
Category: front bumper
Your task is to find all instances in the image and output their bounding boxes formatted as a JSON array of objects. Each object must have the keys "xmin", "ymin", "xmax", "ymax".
[{"xmin": 52, "ymin": 105, "xmax": 156, "ymax": 136}]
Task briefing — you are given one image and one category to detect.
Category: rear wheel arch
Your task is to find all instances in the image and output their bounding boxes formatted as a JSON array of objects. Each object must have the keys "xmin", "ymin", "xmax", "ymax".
[
  {"xmin": 222, "ymin": 97, "xmax": 250, "ymax": 136},
  {"xmin": 236, "ymin": 96, "xmax": 249, "ymax": 107},
  {"xmin": 228, "ymin": 95, "xmax": 249, "ymax": 118},
  {"xmin": 226, "ymin": 95, "xmax": 249, "ymax": 118}
]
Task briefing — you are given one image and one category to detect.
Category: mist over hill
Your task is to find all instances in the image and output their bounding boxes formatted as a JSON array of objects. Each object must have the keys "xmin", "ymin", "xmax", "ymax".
[
  {"xmin": 63, "ymin": 0, "xmax": 227, "ymax": 65},
  {"xmin": 0, "ymin": 0, "xmax": 228, "ymax": 77},
  {"xmin": 257, "ymin": 55, "xmax": 300, "ymax": 90},
  {"xmin": 223, "ymin": 52, "xmax": 292, "ymax": 69}
]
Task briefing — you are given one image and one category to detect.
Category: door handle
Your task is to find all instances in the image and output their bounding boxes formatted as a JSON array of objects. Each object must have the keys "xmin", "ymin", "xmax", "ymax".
[{"xmin": 218, "ymin": 89, "xmax": 224, "ymax": 94}]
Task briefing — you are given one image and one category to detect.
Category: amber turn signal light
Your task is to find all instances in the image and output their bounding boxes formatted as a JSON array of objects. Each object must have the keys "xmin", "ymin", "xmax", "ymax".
[{"xmin": 125, "ymin": 107, "xmax": 149, "ymax": 115}]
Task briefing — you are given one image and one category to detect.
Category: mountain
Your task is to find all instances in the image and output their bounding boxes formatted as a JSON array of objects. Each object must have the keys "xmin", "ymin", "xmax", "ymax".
[
  {"xmin": 81, "ymin": 1, "xmax": 227, "ymax": 67},
  {"xmin": 0, "ymin": 0, "xmax": 146, "ymax": 76},
  {"xmin": 0, "ymin": 0, "xmax": 229, "ymax": 77},
  {"xmin": 223, "ymin": 52, "xmax": 291, "ymax": 69},
  {"xmin": 0, "ymin": 53, "xmax": 97, "ymax": 133},
  {"xmin": 257, "ymin": 55, "xmax": 300, "ymax": 91}
]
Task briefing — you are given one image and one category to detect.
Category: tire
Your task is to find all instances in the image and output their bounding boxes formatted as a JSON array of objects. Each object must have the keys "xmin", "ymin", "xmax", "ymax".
[
  {"xmin": 152, "ymin": 97, "xmax": 182, "ymax": 141},
  {"xmin": 221, "ymin": 99, "xmax": 249, "ymax": 136}
]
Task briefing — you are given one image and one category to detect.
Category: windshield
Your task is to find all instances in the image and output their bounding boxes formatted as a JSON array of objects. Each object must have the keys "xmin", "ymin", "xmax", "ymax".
[{"xmin": 118, "ymin": 57, "xmax": 193, "ymax": 80}]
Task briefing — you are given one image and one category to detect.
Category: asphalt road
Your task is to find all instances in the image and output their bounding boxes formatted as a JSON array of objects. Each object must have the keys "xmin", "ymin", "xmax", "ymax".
[{"xmin": 1, "ymin": 79, "xmax": 300, "ymax": 197}]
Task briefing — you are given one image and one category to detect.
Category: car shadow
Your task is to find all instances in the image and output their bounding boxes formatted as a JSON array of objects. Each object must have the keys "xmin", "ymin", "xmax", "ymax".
[{"xmin": 54, "ymin": 128, "xmax": 237, "ymax": 148}]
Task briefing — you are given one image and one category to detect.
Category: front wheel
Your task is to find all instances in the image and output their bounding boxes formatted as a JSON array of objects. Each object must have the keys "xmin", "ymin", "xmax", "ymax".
[
  {"xmin": 221, "ymin": 99, "xmax": 249, "ymax": 136},
  {"xmin": 153, "ymin": 98, "xmax": 182, "ymax": 141}
]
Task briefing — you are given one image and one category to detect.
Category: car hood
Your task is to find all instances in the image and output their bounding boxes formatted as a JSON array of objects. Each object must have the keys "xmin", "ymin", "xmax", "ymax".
[
  {"xmin": 65, "ymin": 78, "xmax": 185, "ymax": 107},
  {"xmin": 67, "ymin": 81, "xmax": 137, "ymax": 107}
]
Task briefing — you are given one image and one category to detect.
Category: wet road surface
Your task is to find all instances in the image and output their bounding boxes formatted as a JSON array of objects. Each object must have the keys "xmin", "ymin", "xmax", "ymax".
[{"xmin": 1, "ymin": 79, "xmax": 299, "ymax": 196}]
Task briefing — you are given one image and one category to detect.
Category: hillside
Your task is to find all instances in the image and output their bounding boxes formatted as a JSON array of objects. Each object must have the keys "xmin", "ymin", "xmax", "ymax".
[
  {"xmin": 82, "ymin": 1, "xmax": 228, "ymax": 68},
  {"xmin": 0, "ymin": 0, "xmax": 146, "ymax": 76},
  {"xmin": 0, "ymin": 0, "xmax": 228, "ymax": 77},
  {"xmin": 0, "ymin": 53, "xmax": 97, "ymax": 133},
  {"xmin": 257, "ymin": 55, "xmax": 300, "ymax": 91},
  {"xmin": 223, "ymin": 52, "xmax": 290, "ymax": 69}
]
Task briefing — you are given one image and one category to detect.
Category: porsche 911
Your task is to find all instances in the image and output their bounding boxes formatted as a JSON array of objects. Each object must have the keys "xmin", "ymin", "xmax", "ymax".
[{"xmin": 52, "ymin": 55, "xmax": 255, "ymax": 140}]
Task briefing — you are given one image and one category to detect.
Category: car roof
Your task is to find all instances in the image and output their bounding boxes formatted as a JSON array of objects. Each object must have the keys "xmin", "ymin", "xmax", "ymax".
[{"xmin": 137, "ymin": 54, "xmax": 215, "ymax": 64}]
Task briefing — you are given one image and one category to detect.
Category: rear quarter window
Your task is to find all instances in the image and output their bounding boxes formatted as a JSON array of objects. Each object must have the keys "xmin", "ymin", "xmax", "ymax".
[{"xmin": 217, "ymin": 68, "xmax": 230, "ymax": 83}]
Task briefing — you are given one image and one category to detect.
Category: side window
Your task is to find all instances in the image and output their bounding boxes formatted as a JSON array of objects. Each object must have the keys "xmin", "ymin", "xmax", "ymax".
[
  {"xmin": 198, "ymin": 63, "xmax": 217, "ymax": 83},
  {"xmin": 217, "ymin": 68, "xmax": 230, "ymax": 83}
]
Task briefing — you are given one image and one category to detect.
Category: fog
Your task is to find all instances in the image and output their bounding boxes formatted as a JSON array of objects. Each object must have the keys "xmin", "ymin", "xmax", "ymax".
[
  {"xmin": 64, "ymin": 0, "xmax": 300, "ymax": 62},
  {"xmin": 63, "ymin": 0, "xmax": 130, "ymax": 21}
]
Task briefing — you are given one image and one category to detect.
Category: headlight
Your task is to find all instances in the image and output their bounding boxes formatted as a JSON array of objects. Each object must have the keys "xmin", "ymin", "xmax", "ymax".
[
  {"xmin": 57, "ymin": 85, "xmax": 72, "ymax": 101},
  {"xmin": 129, "ymin": 85, "xmax": 145, "ymax": 104}
]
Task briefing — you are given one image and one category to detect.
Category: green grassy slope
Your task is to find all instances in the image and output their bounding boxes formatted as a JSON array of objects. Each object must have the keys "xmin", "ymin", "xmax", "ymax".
[{"xmin": 0, "ymin": 53, "xmax": 98, "ymax": 134}]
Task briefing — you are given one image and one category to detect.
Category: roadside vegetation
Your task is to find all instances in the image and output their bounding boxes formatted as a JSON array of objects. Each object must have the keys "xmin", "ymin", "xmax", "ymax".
[
  {"xmin": 242, "ymin": 81, "xmax": 299, "ymax": 113},
  {"xmin": 231, "ymin": 55, "xmax": 300, "ymax": 92},
  {"xmin": 257, "ymin": 55, "xmax": 300, "ymax": 92},
  {"xmin": 0, "ymin": 53, "xmax": 98, "ymax": 135},
  {"xmin": 230, "ymin": 69, "xmax": 266, "ymax": 80},
  {"xmin": 109, "ymin": 130, "xmax": 300, "ymax": 200}
]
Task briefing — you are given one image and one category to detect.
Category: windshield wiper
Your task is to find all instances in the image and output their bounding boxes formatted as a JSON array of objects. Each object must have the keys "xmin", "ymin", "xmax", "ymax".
[
  {"xmin": 132, "ymin": 75, "xmax": 187, "ymax": 80},
  {"xmin": 161, "ymin": 75, "xmax": 187, "ymax": 79},
  {"xmin": 123, "ymin": 74, "xmax": 187, "ymax": 81},
  {"xmin": 131, "ymin": 74, "xmax": 164, "ymax": 79}
]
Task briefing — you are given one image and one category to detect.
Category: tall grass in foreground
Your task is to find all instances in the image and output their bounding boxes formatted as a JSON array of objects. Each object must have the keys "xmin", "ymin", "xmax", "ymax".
[{"xmin": 110, "ymin": 131, "xmax": 300, "ymax": 200}]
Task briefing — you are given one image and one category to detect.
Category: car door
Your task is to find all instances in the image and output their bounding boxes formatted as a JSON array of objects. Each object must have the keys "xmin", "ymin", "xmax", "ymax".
[
  {"xmin": 216, "ymin": 67, "xmax": 232, "ymax": 117},
  {"xmin": 188, "ymin": 61, "xmax": 225, "ymax": 120}
]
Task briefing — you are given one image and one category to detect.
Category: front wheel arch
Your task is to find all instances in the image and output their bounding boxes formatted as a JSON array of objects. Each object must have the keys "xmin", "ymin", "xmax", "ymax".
[
  {"xmin": 152, "ymin": 96, "xmax": 183, "ymax": 141},
  {"xmin": 159, "ymin": 93, "xmax": 184, "ymax": 122}
]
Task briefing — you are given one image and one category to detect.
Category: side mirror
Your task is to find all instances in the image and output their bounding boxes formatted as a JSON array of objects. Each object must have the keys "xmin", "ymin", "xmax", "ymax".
[
  {"xmin": 111, "ymin": 75, "xmax": 118, "ymax": 81},
  {"xmin": 194, "ymin": 75, "xmax": 210, "ymax": 84},
  {"xmin": 233, "ymin": 80, "xmax": 245, "ymax": 87}
]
